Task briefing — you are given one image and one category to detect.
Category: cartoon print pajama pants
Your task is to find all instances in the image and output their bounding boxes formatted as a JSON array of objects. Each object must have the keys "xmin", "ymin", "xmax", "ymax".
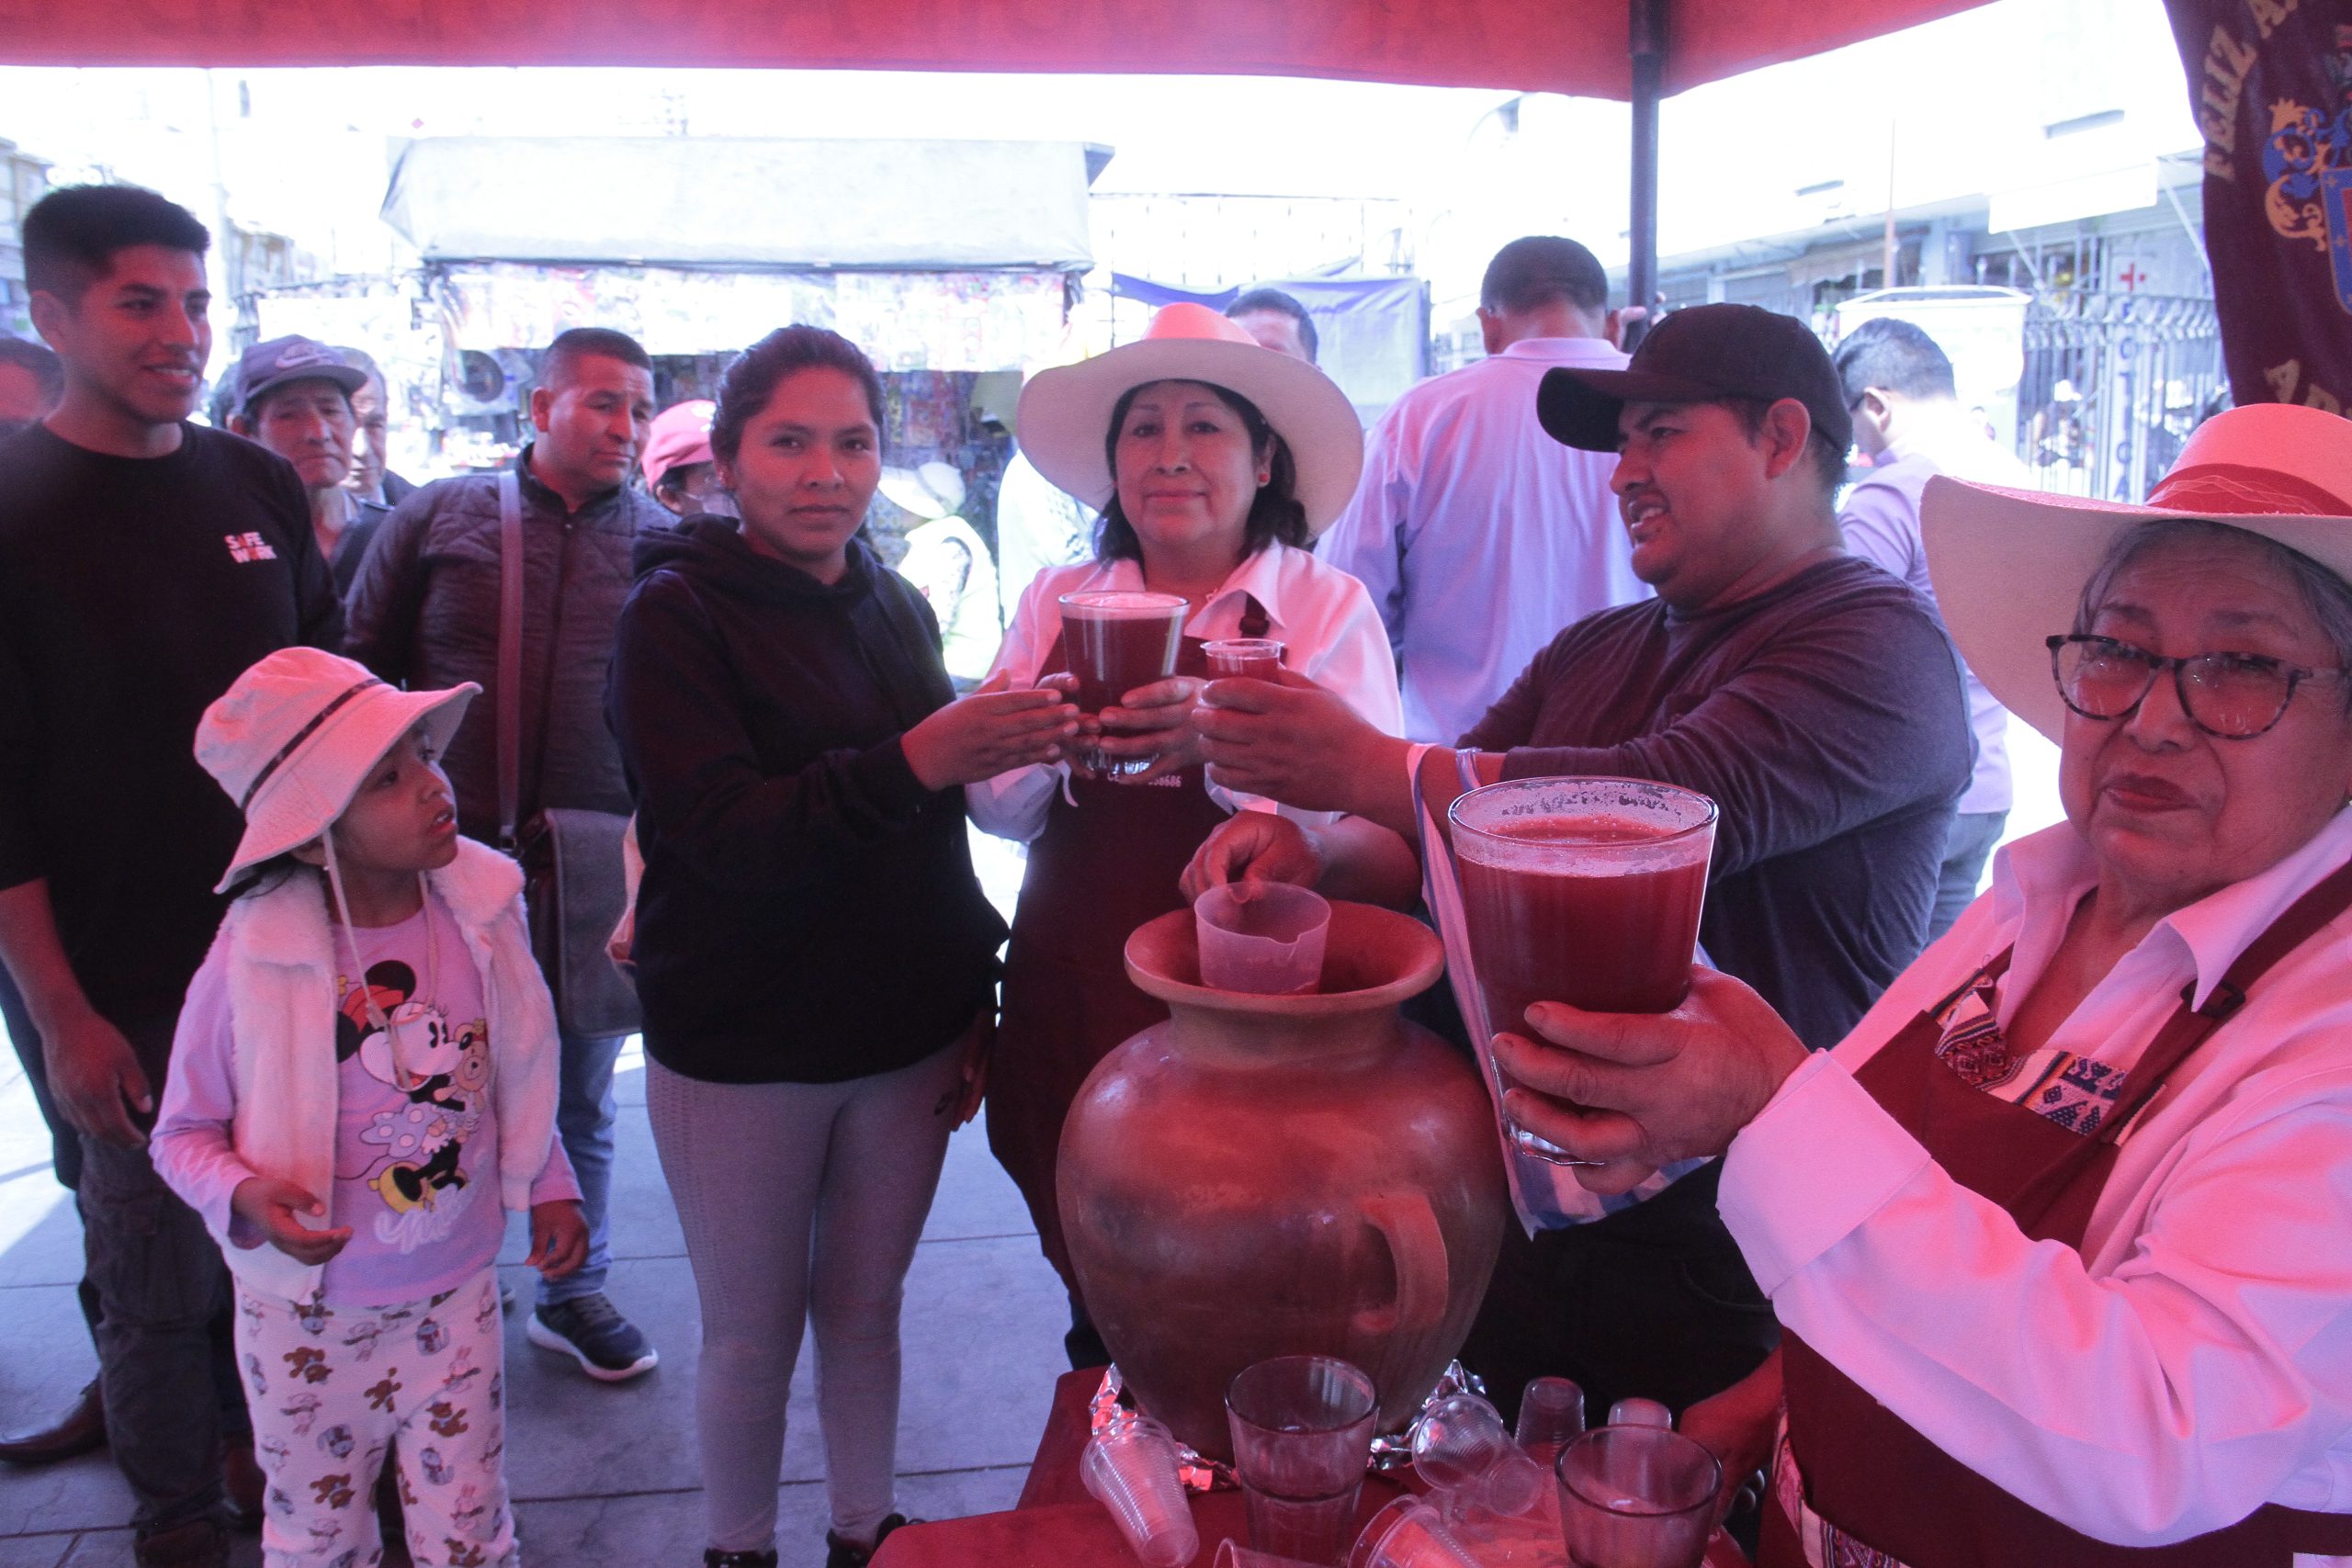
[{"xmin": 234, "ymin": 1269, "xmax": 515, "ymax": 1568}]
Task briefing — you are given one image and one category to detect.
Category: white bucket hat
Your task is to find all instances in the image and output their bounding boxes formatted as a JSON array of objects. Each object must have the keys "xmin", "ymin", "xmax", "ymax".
[
  {"xmin": 1015, "ymin": 302, "xmax": 1364, "ymax": 535},
  {"xmin": 197, "ymin": 648, "xmax": 480, "ymax": 893},
  {"xmin": 1923, "ymin": 402, "xmax": 2352, "ymax": 743}
]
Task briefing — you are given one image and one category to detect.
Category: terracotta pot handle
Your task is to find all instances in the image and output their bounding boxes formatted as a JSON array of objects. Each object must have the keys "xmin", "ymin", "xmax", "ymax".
[{"xmin": 1354, "ymin": 1192, "xmax": 1449, "ymax": 1338}]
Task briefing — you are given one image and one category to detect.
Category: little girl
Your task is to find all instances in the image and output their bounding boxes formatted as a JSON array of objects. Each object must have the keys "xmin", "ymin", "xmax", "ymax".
[{"xmin": 153, "ymin": 647, "xmax": 586, "ymax": 1568}]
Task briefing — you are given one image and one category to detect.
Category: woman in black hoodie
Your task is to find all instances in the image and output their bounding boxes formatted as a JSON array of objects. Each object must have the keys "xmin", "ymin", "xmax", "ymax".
[{"xmin": 606, "ymin": 327, "xmax": 1078, "ymax": 1568}]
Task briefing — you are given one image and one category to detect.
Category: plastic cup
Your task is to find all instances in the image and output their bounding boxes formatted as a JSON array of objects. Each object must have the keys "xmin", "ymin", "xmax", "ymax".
[
  {"xmin": 1194, "ymin": 882, "xmax": 1331, "ymax": 994},
  {"xmin": 1607, "ymin": 1398, "xmax": 1674, "ymax": 1430},
  {"xmin": 1345, "ymin": 1495, "xmax": 1485, "ymax": 1568},
  {"xmin": 1081, "ymin": 1416, "xmax": 1201, "ymax": 1568},
  {"xmin": 1408, "ymin": 1392, "xmax": 1544, "ymax": 1515},
  {"xmin": 1061, "ymin": 589, "xmax": 1187, "ymax": 778},
  {"xmin": 1555, "ymin": 1426, "xmax": 1721, "ymax": 1568},
  {"xmin": 1450, "ymin": 776, "xmax": 1718, "ymax": 1163},
  {"xmin": 1227, "ymin": 1356, "xmax": 1379, "ymax": 1565},
  {"xmin": 1515, "ymin": 1377, "xmax": 1589, "ymax": 1468},
  {"xmin": 1204, "ymin": 637, "xmax": 1286, "ymax": 680}
]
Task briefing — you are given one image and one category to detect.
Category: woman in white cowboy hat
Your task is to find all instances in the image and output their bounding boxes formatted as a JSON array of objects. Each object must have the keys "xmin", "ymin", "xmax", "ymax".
[
  {"xmin": 150, "ymin": 646, "xmax": 586, "ymax": 1568},
  {"xmin": 1488, "ymin": 402, "xmax": 2352, "ymax": 1565},
  {"xmin": 967, "ymin": 302, "xmax": 1403, "ymax": 1366}
]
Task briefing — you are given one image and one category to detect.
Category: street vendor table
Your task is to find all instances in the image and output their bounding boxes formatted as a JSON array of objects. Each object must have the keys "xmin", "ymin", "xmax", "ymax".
[{"xmin": 871, "ymin": 1371, "xmax": 1752, "ymax": 1568}]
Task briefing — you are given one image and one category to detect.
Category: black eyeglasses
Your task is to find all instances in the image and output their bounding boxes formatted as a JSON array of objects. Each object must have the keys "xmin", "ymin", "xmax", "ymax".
[{"xmin": 2047, "ymin": 634, "xmax": 2349, "ymax": 739}]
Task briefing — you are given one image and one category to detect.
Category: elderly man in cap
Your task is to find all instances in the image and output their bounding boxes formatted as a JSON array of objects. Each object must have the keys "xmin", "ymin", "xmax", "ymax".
[
  {"xmin": 1185, "ymin": 302, "xmax": 1974, "ymax": 1427},
  {"xmin": 228, "ymin": 335, "xmax": 386, "ymax": 594}
]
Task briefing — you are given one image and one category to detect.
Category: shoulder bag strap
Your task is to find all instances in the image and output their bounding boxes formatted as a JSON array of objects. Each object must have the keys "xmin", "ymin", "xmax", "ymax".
[{"xmin": 495, "ymin": 470, "xmax": 524, "ymax": 853}]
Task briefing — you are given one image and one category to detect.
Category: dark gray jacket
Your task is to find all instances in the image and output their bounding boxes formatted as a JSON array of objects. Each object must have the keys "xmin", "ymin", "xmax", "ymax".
[{"xmin": 345, "ymin": 447, "xmax": 672, "ymax": 842}]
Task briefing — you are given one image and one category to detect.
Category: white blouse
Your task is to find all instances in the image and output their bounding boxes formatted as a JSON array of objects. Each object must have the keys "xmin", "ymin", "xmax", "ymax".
[
  {"xmin": 966, "ymin": 543, "xmax": 1403, "ymax": 843},
  {"xmin": 1721, "ymin": 808, "xmax": 2352, "ymax": 1554}
]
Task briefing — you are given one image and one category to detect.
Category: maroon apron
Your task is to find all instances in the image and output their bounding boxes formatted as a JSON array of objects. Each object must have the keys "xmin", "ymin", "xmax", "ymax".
[
  {"xmin": 1760, "ymin": 861, "xmax": 2352, "ymax": 1567},
  {"xmin": 988, "ymin": 599, "xmax": 1268, "ymax": 1293}
]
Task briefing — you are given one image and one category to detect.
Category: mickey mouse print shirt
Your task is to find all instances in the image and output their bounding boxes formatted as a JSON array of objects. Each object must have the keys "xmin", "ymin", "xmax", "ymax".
[{"xmin": 153, "ymin": 890, "xmax": 578, "ymax": 1306}]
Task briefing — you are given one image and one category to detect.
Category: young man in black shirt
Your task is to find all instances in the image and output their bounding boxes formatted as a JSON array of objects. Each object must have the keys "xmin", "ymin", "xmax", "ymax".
[{"xmin": 0, "ymin": 184, "xmax": 340, "ymax": 1568}]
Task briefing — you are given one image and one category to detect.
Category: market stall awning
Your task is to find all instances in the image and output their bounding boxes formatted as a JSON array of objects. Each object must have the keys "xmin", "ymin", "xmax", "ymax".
[
  {"xmin": 381, "ymin": 138, "xmax": 1099, "ymax": 272},
  {"xmin": 0, "ymin": 0, "xmax": 1992, "ymax": 98}
]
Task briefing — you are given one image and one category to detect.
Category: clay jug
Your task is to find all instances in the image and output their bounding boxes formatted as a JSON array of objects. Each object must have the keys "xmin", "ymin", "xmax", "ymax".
[{"xmin": 1057, "ymin": 899, "xmax": 1507, "ymax": 1461}]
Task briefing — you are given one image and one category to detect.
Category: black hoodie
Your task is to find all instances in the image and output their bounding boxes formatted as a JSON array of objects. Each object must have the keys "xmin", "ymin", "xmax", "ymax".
[{"xmin": 607, "ymin": 517, "xmax": 1006, "ymax": 1083}]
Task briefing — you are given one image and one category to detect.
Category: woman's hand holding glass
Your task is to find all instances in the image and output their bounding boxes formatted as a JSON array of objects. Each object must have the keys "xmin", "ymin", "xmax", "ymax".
[
  {"xmin": 901, "ymin": 671, "xmax": 1081, "ymax": 791},
  {"xmin": 1091, "ymin": 675, "xmax": 1208, "ymax": 783},
  {"xmin": 1489, "ymin": 967, "xmax": 1810, "ymax": 1195}
]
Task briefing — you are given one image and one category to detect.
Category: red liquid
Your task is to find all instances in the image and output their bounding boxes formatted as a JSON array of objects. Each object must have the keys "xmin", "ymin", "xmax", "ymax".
[
  {"xmin": 1456, "ymin": 814, "xmax": 1708, "ymax": 1027},
  {"xmin": 1210, "ymin": 651, "xmax": 1282, "ymax": 681},
  {"xmin": 1069, "ymin": 612, "xmax": 1182, "ymax": 714}
]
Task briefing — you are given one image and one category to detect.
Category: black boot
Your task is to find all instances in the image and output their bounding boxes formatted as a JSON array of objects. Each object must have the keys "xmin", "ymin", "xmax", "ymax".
[{"xmin": 824, "ymin": 1513, "xmax": 915, "ymax": 1568}]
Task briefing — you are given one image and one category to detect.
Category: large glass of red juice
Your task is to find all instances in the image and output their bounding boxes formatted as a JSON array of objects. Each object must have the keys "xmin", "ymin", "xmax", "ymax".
[
  {"xmin": 1449, "ymin": 778, "xmax": 1717, "ymax": 1161},
  {"xmin": 1059, "ymin": 591, "xmax": 1187, "ymax": 776}
]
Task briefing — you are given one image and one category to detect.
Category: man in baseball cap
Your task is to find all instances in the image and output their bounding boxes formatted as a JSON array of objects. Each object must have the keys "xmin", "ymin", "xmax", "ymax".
[
  {"xmin": 1184, "ymin": 300, "xmax": 1973, "ymax": 1431},
  {"xmin": 228, "ymin": 336, "xmax": 384, "ymax": 593}
]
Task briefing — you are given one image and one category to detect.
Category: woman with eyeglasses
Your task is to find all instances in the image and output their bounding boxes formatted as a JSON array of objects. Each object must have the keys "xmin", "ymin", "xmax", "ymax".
[{"xmin": 1487, "ymin": 403, "xmax": 2352, "ymax": 1564}]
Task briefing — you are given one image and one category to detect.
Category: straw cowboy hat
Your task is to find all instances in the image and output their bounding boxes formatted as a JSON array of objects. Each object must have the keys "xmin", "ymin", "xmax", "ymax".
[
  {"xmin": 1015, "ymin": 302, "xmax": 1364, "ymax": 533},
  {"xmin": 197, "ymin": 647, "xmax": 479, "ymax": 892},
  {"xmin": 1923, "ymin": 401, "xmax": 2352, "ymax": 743},
  {"xmin": 880, "ymin": 459, "xmax": 968, "ymax": 520}
]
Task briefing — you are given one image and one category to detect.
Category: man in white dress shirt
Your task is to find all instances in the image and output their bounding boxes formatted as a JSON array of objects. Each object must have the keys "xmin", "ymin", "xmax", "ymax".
[
  {"xmin": 1834, "ymin": 316, "xmax": 2030, "ymax": 938},
  {"xmin": 1318, "ymin": 236, "xmax": 1645, "ymax": 743}
]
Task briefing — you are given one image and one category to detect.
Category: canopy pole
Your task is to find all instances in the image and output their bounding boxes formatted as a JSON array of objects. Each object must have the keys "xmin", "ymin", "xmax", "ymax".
[{"xmin": 1626, "ymin": 0, "xmax": 1667, "ymax": 351}]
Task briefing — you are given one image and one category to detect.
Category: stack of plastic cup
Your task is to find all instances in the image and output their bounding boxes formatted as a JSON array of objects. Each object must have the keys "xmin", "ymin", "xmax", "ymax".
[
  {"xmin": 1513, "ymin": 1377, "xmax": 1588, "ymax": 1469},
  {"xmin": 1080, "ymin": 1414, "xmax": 1200, "ymax": 1568},
  {"xmin": 1408, "ymin": 1392, "xmax": 1546, "ymax": 1517}
]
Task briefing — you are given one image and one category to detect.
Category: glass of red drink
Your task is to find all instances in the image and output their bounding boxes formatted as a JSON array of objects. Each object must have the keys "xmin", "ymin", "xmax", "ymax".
[
  {"xmin": 1060, "ymin": 590, "xmax": 1188, "ymax": 778},
  {"xmin": 1448, "ymin": 777, "xmax": 1717, "ymax": 1163},
  {"xmin": 1203, "ymin": 637, "xmax": 1285, "ymax": 680}
]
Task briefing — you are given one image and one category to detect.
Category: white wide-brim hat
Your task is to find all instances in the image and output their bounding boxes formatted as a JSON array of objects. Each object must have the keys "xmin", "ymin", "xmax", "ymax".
[
  {"xmin": 1015, "ymin": 302, "xmax": 1365, "ymax": 535},
  {"xmin": 197, "ymin": 647, "xmax": 480, "ymax": 892},
  {"xmin": 1924, "ymin": 401, "xmax": 2352, "ymax": 743}
]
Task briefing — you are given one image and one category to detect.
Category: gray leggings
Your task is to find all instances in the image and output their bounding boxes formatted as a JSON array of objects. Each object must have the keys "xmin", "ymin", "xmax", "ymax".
[{"xmin": 648, "ymin": 1044, "xmax": 963, "ymax": 1553}]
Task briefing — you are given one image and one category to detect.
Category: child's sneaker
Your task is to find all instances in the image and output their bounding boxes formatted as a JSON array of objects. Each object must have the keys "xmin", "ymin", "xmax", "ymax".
[{"xmin": 526, "ymin": 1294, "xmax": 657, "ymax": 1382}]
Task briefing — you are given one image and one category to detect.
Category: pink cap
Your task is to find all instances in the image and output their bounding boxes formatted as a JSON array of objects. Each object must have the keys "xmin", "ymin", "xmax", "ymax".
[{"xmin": 642, "ymin": 400, "xmax": 718, "ymax": 490}]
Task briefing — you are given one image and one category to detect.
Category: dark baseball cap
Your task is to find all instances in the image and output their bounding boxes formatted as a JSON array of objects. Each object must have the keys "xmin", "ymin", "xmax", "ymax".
[
  {"xmin": 1536, "ymin": 303, "xmax": 1851, "ymax": 456},
  {"xmin": 235, "ymin": 335, "xmax": 366, "ymax": 416}
]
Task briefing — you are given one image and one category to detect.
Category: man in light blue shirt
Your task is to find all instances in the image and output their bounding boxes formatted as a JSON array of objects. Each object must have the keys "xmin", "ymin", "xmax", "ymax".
[
  {"xmin": 1835, "ymin": 316, "xmax": 2027, "ymax": 935},
  {"xmin": 1319, "ymin": 237, "xmax": 1645, "ymax": 743}
]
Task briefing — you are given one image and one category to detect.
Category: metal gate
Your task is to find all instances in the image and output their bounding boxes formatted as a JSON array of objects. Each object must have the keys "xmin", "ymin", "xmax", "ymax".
[{"xmin": 2018, "ymin": 291, "xmax": 2224, "ymax": 505}]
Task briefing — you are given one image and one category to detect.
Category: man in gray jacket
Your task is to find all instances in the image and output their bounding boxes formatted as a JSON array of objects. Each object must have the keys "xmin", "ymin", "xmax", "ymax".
[{"xmin": 345, "ymin": 326, "xmax": 664, "ymax": 1380}]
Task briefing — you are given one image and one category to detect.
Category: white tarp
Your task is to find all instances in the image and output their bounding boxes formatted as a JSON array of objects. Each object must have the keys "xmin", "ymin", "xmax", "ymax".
[{"xmin": 381, "ymin": 137, "xmax": 1098, "ymax": 273}]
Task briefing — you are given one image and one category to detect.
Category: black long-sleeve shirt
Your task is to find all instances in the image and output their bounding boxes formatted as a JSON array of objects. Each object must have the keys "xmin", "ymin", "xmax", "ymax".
[
  {"xmin": 0, "ymin": 422, "xmax": 342, "ymax": 1019},
  {"xmin": 607, "ymin": 518, "xmax": 1004, "ymax": 1084},
  {"xmin": 1461, "ymin": 554, "xmax": 1972, "ymax": 1051}
]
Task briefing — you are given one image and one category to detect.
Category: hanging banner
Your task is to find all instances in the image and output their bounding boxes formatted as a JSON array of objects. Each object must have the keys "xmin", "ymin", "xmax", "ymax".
[{"xmin": 2165, "ymin": 0, "xmax": 2352, "ymax": 413}]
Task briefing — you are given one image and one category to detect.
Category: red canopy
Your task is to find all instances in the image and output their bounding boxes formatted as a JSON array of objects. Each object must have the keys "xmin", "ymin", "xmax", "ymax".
[{"xmin": 0, "ymin": 0, "xmax": 1987, "ymax": 98}]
